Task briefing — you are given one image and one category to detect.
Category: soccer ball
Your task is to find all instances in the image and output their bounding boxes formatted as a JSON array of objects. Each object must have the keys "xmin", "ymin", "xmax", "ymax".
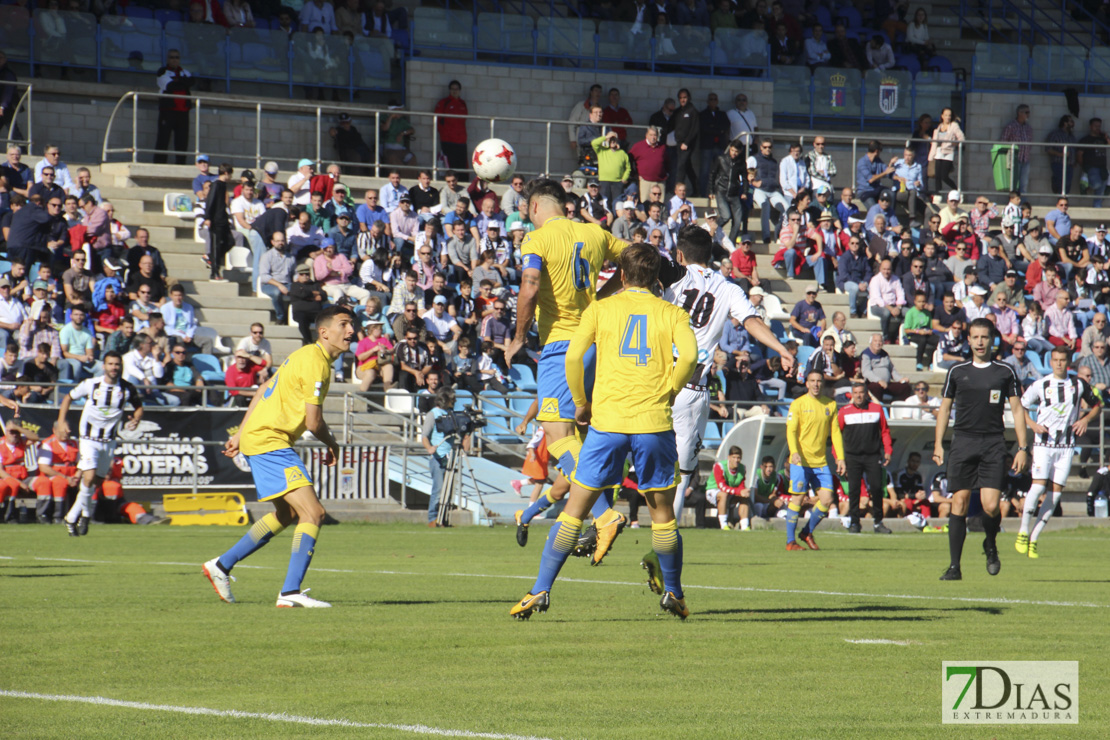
[{"xmin": 471, "ymin": 138, "xmax": 517, "ymax": 183}]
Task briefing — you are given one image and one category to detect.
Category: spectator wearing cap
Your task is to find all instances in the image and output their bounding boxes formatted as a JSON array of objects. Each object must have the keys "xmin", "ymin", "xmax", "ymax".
[
  {"xmin": 992, "ymin": 268, "xmax": 1026, "ymax": 316},
  {"xmin": 610, "ymin": 200, "xmax": 636, "ymax": 243},
  {"xmin": 192, "ymin": 155, "xmax": 216, "ymax": 200},
  {"xmin": 1024, "ymin": 235, "xmax": 1054, "ymax": 291},
  {"xmin": 287, "ymin": 159, "xmax": 315, "ymax": 206},
  {"xmin": 729, "ymin": 235, "xmax": 761, "ymax": 290},
  {"xmin": 257, "ymin": 161, "xmax": 282, "ymax": 204},
  {"xmin": 578, "ymin": 180, "xmax": 611, "ymax": 228},
  {"xmin": 952, "ymin": 264, "xmax": 978, "ymax": 304},
  {"xmin": 327, "ymin": 210, "xmax": 358, "ymax": 262},
  {"xmin": 380, "ymin": 170, "xmax": 409, "ymax": 214},
  {"xmin": 867, "ymin": 258, "xmax": 906, "ymax": 342},
  {"xmin": 329, "ymin": 112, "xmax": 374, "ymax": 170},
  {"xmin": 323, "ymin": 182, "xmax": 355, "ymax": 223},
  {"xmin": 996, "ymin": 217, "xmax": 1030, "ymax": 273},
  {"xmin": 855, "ymin": 140, "xmax": 893, "ymax": 210},
  {"xmin": 225, "ymin": 349, "xmax": 265, "ymax": 408},
  {"xmin": 864, "ymin": 189, "xmax": 901, "ymax": 234},
  {"xmin": 937, "ymin": 190, "xmax": 966, "ymax": 230},
  {"xmin": 891, "ymin": 147, "xmax": 925, "ymax": 227},
  {"xmin": 789, "ymin": 286, "xmax": 826, "ymax": 346},
  {"xmin": 594, "ymin": 131, "xmax": 632, "ymax": 213},
  {"xmin": 629, "ymin": 126, "xmax": 668, "ymax": 201},
  {"xmin": 1087, "ymin": 223, "xmax": 1110, "ymax": 260},
  {"xmin": 964, "ymin": 284, "xmax": 991, "ymax": 321},
  {"xmin": 422, "ymin": 295, "xmax": 462, "ymax": 356},
  {"xmin": 977, "ymin": 239, "xmax": 1008, "ymax": 290},
  {"xmin": 389, "ymin": 195, "xmax": 420, "ymax": 255},
  {"xmin": 314, "ymin": 240, "xmax": 369, "ymax": 304}
]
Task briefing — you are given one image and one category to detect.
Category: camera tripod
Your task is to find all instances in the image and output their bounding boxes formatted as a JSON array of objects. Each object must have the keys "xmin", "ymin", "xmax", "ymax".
[{"xmin": 434, "ymin": 435, "xmax": 484, "ymax": 527}]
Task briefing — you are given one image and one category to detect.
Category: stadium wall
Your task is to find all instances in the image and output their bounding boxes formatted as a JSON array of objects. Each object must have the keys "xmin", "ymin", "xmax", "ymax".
[
  {"xmin": 964, "ymin": 90, "xmax": 1108, "ymax": 197},
  {"xmin": 403, "ymin": 59, "xmax": 774, "ymax": 179}
]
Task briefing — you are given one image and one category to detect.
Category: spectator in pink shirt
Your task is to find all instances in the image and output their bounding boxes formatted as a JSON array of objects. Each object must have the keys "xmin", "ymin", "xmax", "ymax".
[
  {"xmin": 867, "ymin": 257, "xmax": 906, "ymax": 342},
  {"xmin": 1033, "ymin": 266, "xmax": 1062, "ymax": 311},
  {"xmin": 1045, "ymin": 290, "xmax": 1078, "ymax": 351},
  {"xmin": 313, "ymin": 240, "xmax": 370, "ymax": 304},
  {"xmin": 989, "ymin": 291, "xmax": 1020, "ymax": 351},
  {"xmin": 80, "ymin": 194, "xmax": 110, "ymax": 255}
]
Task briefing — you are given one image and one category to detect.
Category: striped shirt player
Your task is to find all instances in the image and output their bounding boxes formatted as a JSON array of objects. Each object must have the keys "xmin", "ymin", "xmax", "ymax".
[
  {"xmin": 56, "ymin": 352, "xmax": 143, "ymax": 535},
  {"xmin": 661, "ymin": 226, "xmax": 794, "ymax": 523},
  {"xmin": 1016, "ymin": 356, "xmax": 1102, "ymax": 557}
]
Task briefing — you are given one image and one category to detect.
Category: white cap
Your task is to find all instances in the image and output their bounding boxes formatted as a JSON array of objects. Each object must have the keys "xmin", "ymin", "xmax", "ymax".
[
  {"xmin": 970, "ymin": 285, "xmax": 988, "ymax": 296},
  {"xmin": 948, "ymin": 190, "xmax": 961, "ymax": 202},
  {"xmin": 805, "ymin": 284, "xmax": 819, "ymax": 294},
  {"xmin": 509, "ymin": 221, "xmax": 525, "ymax": 231},
  {"xmin": 749, "ymin": 286, "xmax": 765, "ymax": 296}
]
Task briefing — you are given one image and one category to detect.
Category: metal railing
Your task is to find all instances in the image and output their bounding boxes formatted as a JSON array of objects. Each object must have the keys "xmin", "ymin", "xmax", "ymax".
[
  {"xmin": 4, "ymin": 380, "xmax": 265, "ymax": 410},
  {"xmin": 0, "ymin": 80, "xmax": 33, "ymax": 154}
]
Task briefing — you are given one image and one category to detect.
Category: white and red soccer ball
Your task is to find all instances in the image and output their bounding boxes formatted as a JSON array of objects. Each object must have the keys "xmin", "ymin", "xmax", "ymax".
[{"xmin": 471, "ymin": 138, "xmax": 517, "ymax": 183}]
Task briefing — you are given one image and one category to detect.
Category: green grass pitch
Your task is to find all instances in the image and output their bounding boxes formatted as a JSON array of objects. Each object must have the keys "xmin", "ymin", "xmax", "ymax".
[{"xmin": 1, "ymin": 522, "xmax": 1106, "ymax": 739}]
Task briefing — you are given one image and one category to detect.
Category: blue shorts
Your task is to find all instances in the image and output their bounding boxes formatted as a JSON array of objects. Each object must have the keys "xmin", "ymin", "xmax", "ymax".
[
  {"xmin": 789, "ymin": 464, "xmax": 834, "ymax": 495},
  {"xmin": 537, "ymin": 340, "xmax": 595, "ymax": 423},
  {"xmin": 572, "ymin": 429, "xmax": 679, "ymax": 493},
  {"xmin": 246, "ymin": 448, "xmax": 314, "ymax": 502}
]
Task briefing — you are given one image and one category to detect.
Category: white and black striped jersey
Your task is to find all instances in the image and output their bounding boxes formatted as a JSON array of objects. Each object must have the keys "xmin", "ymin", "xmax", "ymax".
[
  {"xmin": 69, "ymin": 377, "xmax": 143, "ymax": 441},
  {"xmin": 1021, "ymin": 375, "xmax": 1100, "ymax": 448},
  {"xmin": 663, "ymin": 264, "xmax": 757, "ymax": 385}
]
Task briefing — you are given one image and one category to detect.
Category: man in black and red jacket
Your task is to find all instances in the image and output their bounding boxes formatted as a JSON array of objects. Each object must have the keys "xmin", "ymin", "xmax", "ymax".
[
  {"xmin": 837, "ymin": 381, "xmax": 893, "ymax": 534},
  {"xmin": 154, "ymin": 50, "xmax": 193, "ymax": 165}
]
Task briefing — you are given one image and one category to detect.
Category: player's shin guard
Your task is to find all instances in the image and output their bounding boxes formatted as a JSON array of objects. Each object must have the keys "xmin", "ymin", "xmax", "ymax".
[
  {"xmin": 66, "ymin": 483, "xmax": 95, "ymax": 524},
  {"xmin": 218, "ymin": 513, "xmax": 286, "ymax": 573},
  {"xmin": 652, "ymin": 520, "xmax": 683, "ymax": 599},
  {"xmin": 785, "ymin": 502, "xmax": 801, "ymax": 543},
  {"xmin": 520, "ymin": 489, "xmax": 558, "ymax": 525},
  {"xmin": 801, "ymin": 500, "xmax": 830, "ymax": 537},
  {"xmin": 531, "ymin": 512, "xmax": 582, "ymax": 594},
  {"xmin": 1019, "ymin": 482, "xmax": 1046, "ymax": 536},
  {"xmin": 673, "ymin": 471, "xmax": 693, "ymax": 522},
  {"xmin": 1030, "ymin": 489, "xmax": 1062, "ymax": 542},
  {"xmin": 589, "ymin": 487, "xmax": 614, "ymax": 521},
  {"xmin": 948, "ymin": 514, "xmax": 967, "ymax": 567},
  {"xmin": 281, "ymin": 522, "xmax": 320, "ymax": 595}
]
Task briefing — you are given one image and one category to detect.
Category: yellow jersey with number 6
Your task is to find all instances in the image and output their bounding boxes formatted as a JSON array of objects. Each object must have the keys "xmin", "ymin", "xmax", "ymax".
[
  {"xmin": 520, "ymin": 217, "xmax": 626, "ymax": 345},
  {"xmin": 567, "ymin": 288, "xmax": 698, "ymax": 434},
  {"xmin": 240, "ymin": 342, "xmax": 333, "ymax": 456}
]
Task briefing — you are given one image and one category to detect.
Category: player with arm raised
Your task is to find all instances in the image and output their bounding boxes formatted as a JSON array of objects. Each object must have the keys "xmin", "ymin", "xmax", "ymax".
[
  {"xmin": 502, "ymin": 178, "xmax": 631, "ymax": 566},
  {"xmin": 934, "ymin": 317, "xmax": 1028, "ymax": 581},
  {"xmin": 663, "ymin": 226, "xmax": 795, "ymax": 523},
  {"xmin": 510, "ymin": 243, "xmax": 698, "ymax": 620},
  {"xmin": 1016, "ymin": 346, "xmax": 1101, "ymax": 558},
  {"xmin": 203, "ymin": 306, "xmax": 355, "ymax": 608},
  {"xmin": 57, "ymin": 352, "xmax": 142, "ymax": 536}
]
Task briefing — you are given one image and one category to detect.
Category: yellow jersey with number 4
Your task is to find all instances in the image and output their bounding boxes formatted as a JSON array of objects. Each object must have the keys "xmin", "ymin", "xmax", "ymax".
[
  {"xmin": 567, "ymin": 288, "xmax": 697, "ymax": 434},
  {"xmin": 520, "ymin": 217, "xmax": 625, "ymax": 345},
  {"xmin": 240, "ymin": 342, "xmax": 333, "ymax": 456}
]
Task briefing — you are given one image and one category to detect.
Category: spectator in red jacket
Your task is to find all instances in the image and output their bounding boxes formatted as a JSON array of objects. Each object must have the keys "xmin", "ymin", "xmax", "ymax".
[
  {"xmin": 601, "ymin": 87, "xmax": 634, "ymax": 145},
  {"xmin": 434, "ymin": 80, "xmax": 469, "ymax": 173},
  {"xmin": 629, "ymin": 126, "xmax": 668, "ymax": 201}
]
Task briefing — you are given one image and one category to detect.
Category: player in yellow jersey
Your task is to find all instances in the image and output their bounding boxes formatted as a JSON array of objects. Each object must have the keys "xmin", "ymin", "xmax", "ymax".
[
  {"xmin": 784, "ymin": 370, "xmax": 846, "ymax": 551},
  {"xmin": 202, "ymin": 306, "xmax": 355, "ymax": 608},
  {"xmin": 511, "ymin": 243, "xmax": 698, "ymax": 620},
  {"xmin": 504, "ymin": 178, "xmax": 631, "ymax": 564}
]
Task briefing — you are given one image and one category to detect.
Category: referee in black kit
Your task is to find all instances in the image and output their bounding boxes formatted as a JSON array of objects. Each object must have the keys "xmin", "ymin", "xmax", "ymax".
[
  {"xmin": 933, "ymin": 317, "xmax": 1028, "ymax": 580},
  {"xmin": 837, "ymin": 381, "xmax": 894, "ymax": 534}
]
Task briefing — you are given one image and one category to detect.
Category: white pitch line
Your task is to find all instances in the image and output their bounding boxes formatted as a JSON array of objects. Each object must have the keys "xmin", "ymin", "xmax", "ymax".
[
  {"xmin": 8, "ymin": 555, "xmax": 1110, "ymax": 610},
  {"xmin": 843, "ymin": 638, "xmax": 920, "ymax": 646},
  {"xmin": 0, "ymin": 690, "xmax": 559, "ymax": 740}
]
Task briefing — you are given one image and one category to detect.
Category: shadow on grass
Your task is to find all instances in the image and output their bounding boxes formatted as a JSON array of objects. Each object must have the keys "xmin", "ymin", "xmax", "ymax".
[
  {"xmin": 358, "ymin": 599, "xmax": 509, "ymax": 606},
  {"xmin": 1029, "ymin": 579, "xmax": 1110, "ymax": 583},
  {"xmin": 0, "ymin": 573, "xmax": 85, "ymax": 578}
]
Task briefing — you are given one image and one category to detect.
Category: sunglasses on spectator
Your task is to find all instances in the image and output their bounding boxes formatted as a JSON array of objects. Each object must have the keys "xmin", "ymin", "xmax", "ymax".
[
  {"xmin": 172, "ymin": 350, "xmax": 185, "ymax": 355},
  {"xmin": 252, "ymin": 330, "xmax": 264, "ymax": 335}
]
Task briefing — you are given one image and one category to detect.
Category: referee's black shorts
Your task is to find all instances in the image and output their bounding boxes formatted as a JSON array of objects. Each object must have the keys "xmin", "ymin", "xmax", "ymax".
[{"xmin": 947, "ymin": 433, "xmax": 1008, "ymax": 492}]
